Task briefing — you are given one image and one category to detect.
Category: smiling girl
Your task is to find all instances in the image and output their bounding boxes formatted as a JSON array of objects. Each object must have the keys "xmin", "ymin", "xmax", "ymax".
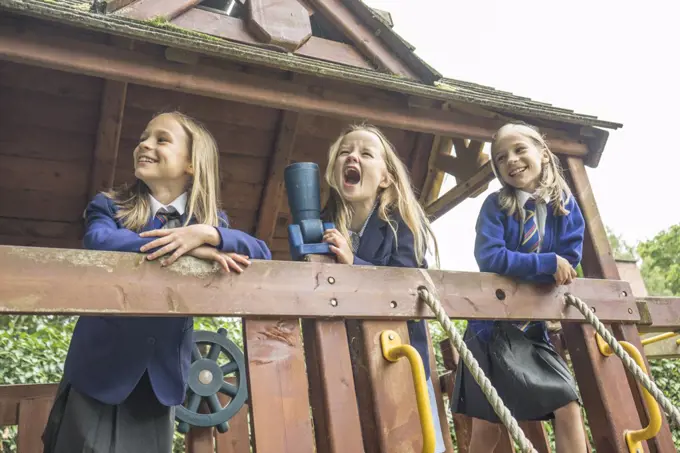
[
  {"xmin": 451, "ymin": 122, "xmax": 587, "ymax": 453},
  {"xmin": 321, "ymin": 124, "xmax": 447, "ymax": 453},
  {"xmin": 42, "ymin": 111, "xmax": 271, "ymax": 453}
]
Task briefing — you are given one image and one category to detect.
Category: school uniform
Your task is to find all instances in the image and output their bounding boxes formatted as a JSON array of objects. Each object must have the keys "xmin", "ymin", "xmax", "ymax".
[
  {"xmin": 450, "ymin": 189, "xmax": 585, "ymax": 423},
  {"xmin": 348, "ymin": 206, "xmax": 447, "ymax": 453},
  {"xmin": 42, "ymin": 192, "xmax": 271, "ymax": 453}
]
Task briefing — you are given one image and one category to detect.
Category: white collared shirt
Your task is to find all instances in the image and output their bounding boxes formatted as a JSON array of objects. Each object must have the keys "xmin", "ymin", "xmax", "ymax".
[
  {"xmin": 517, "ymin": 190, "xmax": 549, "ymax": 241},
  {"xmin": 149, "ymin": 192, "xmax": 188, "ymax": 218}
]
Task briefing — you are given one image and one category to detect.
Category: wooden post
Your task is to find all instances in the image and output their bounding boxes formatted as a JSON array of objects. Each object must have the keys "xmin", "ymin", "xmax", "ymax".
[
  {"xmin": 562, "ymin": 156, "xmax": 675, "ymax": 453},
  {"xmin": 301, "ymin": 255, "xmax": 365, "ymax": 453}
]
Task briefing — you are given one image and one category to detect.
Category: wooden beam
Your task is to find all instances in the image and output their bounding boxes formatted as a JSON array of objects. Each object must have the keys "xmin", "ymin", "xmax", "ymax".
[
  {"xmin": 0, "ymin": 384, "xmax": 57, "ymax": 425},
  {"xmin": 0, "ymin": 28, "xmax": 589, "ymax": 154},
  {"xmin": 419, "ymin": 136, "xmax": 451, "ymax": 206},
  {"xmin": 637, "ymin": 297, "xmax": 680, "ymax": 332},
  {"xmin": 562, "ymin": 156, "xmax": 676, "ymax": 453},
  {"xmin": 408, "ymin": 133, "xmax": 435, "ymax": 195},
  {"xmin": 255, "ymin": 111, "xmax": 299, "ymax": 246},
  {"xmin": 301, "ymin": 255, "xmax": 365, "ymax": 453},
  {"xmin": 425, "ymin": 162, "xmax": 495, "ymax": 220},
  {"xmin": 642, "ymin": 333, "xmax": 680, "ymax": 359},
  {"xmin": 247, "ymin": 0, "xmax": 312, "ymax": 51},
  {"xmin": 116, "ymin": 0, "xmax": 202, "ymax": 21},
  {"xmin": 0, "ymin": 246, "xmax": 639, "ymax": 322},
  {"xmin": 88, "ymin": 79, "xmax": 127, "ymax": 199},
  {"xmin": 172, "ymin": 9, "xmax": 373, "ymax": 70},
  {"xmin": 305, "ymin": 0, "xmax": 418, "ymax": 79}
]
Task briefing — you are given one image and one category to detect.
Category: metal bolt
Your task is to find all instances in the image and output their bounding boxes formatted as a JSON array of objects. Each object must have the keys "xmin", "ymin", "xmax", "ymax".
[
  {"xmin": 591, "ymin": 306, "xmax": 596, "ymax": 313},
  {"xmin": 198, "ymin": 370, "xmax": 213, "ymax": 385},
  {"xmin": 390, "ymin": 301, "xmax": 397, "ymax": 308},
  {"xmin": 388, "ymin": 334, "xmax": 395, "ymax": 340},
  {"xmin": 327, "ymin": 276, "xmax": 335, "ymax": 284},
  {"xmin": 330, "ymin": 298, "xmax": 338, "ymax": 307},
  {"xmin": 628, "ymin": 308, "xmax": 634, "ymax": 314}
]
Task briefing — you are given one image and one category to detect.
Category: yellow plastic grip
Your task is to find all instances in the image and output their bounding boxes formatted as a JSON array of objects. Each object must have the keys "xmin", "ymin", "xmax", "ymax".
[
  {"xmin": 640, "ymin": 331, "xmax": 679, "ymax": 346},
  {"xmin": 595, "ymin": 334, "xmax": 662, "ymax": 453},
  {"xmin": 380, "ymin": 330, "xmax": 435, "ymax": 453}
]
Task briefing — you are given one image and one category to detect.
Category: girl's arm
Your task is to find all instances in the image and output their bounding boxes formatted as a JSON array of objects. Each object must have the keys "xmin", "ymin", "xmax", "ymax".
[
  {"xmin": 214, "ymin": 211, "xmax": 272, "ymax": 260},
  {"xmin": 555, "ymin": 196, "xmax": 585, "ymax": 268},
  {"xmin": 353, "ymin": 221, "xmax": 419, "ymax": 268},
  {"xmin": 83, "ymin": 193, "xmax": 156, "ymax": 252},
  {"xmin": 474, "ymin": 193, "xmax": 558, "ymax": 278}
]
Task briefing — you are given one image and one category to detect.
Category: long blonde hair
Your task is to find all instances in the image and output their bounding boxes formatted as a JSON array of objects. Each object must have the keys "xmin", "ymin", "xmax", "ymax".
[
  {"xmin": 105, "ymin": 111, "xmax": 225, "ymax": 231},
  {"xmin": 322, "ymin": 124, "xmax": 440, "ymax": 268},
  {"xmin": 490, "ymin": 122, "xmax": 572, "ymax": 218}
]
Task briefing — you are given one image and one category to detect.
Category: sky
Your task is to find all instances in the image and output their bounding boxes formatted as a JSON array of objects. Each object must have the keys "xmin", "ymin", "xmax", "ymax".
[{"xmin": 364, "ymin": 0, "xmax": 680, "ymax": 272}]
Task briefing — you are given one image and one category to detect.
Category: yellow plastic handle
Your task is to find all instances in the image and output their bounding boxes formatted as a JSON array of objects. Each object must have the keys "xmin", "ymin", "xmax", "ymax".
[
  {"xmin": 380, "ymin": 330, "xmax": 435, "ymax": 453},
  {"xmin": 595, "ymin": 334, "xmax": 662, "ymax": 453}
]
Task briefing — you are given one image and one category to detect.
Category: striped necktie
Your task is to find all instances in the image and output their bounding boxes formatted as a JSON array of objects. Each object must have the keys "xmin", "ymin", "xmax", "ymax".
[
  {"xmin": 521, "ymin": 198, "xmax": 540, "ymax": 254},
  {"xmin": 155, "ymin": 207, "xmax": 182, "ymax": 229},
  {"xmin": 517, "ymin": 197, "xmax": 541, "ymax": 333}
]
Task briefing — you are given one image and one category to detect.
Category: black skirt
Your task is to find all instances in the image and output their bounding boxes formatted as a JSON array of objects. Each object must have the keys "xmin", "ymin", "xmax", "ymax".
[
  {"xmin": 42, "ymin": 372, "xmax": 175, "ymax": 453},
  {"xmin": 450, "ymin": 321, "xmax": 580, "ymax": 423}
]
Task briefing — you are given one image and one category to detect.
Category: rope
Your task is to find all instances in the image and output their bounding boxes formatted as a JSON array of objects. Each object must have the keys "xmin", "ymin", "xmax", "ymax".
[
  {"xmin": 417, "ymin": 286, "xmax": 537, "ymax": 453},
  {"xmin": 565, "ymin": 293, "xmax": 680, "ymax": 427}
]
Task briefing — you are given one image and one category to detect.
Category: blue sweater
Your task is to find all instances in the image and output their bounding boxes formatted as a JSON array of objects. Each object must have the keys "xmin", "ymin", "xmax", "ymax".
[{"xmin": 468, "ymin": 190, "xmax": 585, "ymax": 342}]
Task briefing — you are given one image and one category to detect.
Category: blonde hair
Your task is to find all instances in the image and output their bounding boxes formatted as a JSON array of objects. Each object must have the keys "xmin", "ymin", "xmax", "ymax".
[
  {"xmin": 490, "ymin": 122, "xmax": 572, "ymax": 218},
  {"xmin": 322, "ymin": 124, "xmax": 440, "ymax": 268},
  {"xmin": 105, "ymin": 111, "xmax": 225, "ymax": 231}
]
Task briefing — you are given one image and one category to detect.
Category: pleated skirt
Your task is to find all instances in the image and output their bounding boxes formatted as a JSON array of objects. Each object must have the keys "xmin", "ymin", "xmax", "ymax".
[
  {"xmin": 450, "ymin": 321, "xmax": 580, "ymax": 423},
  {"xmin": 42, "ymin": 372, "xmax": 175, "ymax": 453}
]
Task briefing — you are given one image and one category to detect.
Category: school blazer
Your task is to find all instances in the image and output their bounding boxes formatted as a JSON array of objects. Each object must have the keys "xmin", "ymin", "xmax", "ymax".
[
  {"xmin": 63, "ymin": 193, "xmax": 272, "ymax": 406},
  {"xmin": 351, "ymin": 210, "xmax": 433, "ymax": 380}
]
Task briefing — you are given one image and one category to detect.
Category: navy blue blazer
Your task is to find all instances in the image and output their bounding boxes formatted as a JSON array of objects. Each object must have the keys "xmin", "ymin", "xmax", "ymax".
[
  {"xmin": 350, "ymin": 209, "xmax": 433, "ymax": 380},
  {"xmin": 64, "ymin": 193, "xmax": 271, "ymax": 406}
]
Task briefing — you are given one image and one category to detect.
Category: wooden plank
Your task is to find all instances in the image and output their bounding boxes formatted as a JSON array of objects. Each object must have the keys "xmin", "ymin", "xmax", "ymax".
[
  {"xmin": 305, "ymin": 0, "xmax": 418, "ymax": 79},
  {"xmin": 247, "ymin": 0, "xmax": 312, "ymax": 51},
  {"xmin": 117, "ymin": 0, "xmax": 202, "ymax": 21},
  {"xmin": 17, "ymin": 397, "xmax": 53, "ymax": 453},
  {"xmin": 425, "ymin": 162, "xmax": 495, "ymax": 220},
  {"xmin": 0, "ymin": 60, "xmax": 103, "ymax": 102},
  {"xmin": 0, "ymin": 155, "xmax": 90, "ymax": 197},
  {"xmin": 0, "ymin": 219, "xmax": 81, "ymax": 242},
  {"xmin": 88, "ymin": 79, "xmax": 128, "ymax": 198},
  {"xmin": 0, "ymin": 235, "xmax": 81, "ymax": 249},
  {"xmin": 0, "ymin": 189, "xmax": 85, "ymax": 223},
  {"xmin": 562, "ymin": 156, "xmax": 675, "ymax": 453},
  {"xmin": 296, "ymin": 36, "xmax": 373, "ymax": 70},
  {"xmin": 637, "ymin": 297, "xmax": 680, "ymax": 332},
  {"xmin": 242, "ymin": 318, "xmax": 315, "ymax": 453},
  {"xmin": 255, "ymin": 111, "xmax": 299, "ymax": 246},
  {"xmin": 301, "ymin": 255, "xmax": 365, "ymax": 453},
  {"xmin": 408, "ymin": 133, "xmax": 435, "ymax": 196},
  {"xmin": 347, "ymin": 320, "xmax": 421, "ymax": 452},
  {"xmin": 418, "ymin": 137, "xmax": 450, "ymax": 206},
  {"xmin": 186, "ymin": 425, "xmax": 215, "ymax": 453},
  {"xmin": 0, "ymin": 123, "xmax": 95, "ymax": 163},
  {"xmin": 0, "ymin": 384, "xmax": 57, "ymax": 425},
  {"xmin": 0, "ymin": 28, "xmax": 589, "ymax": 154},
  {"xmin": 214, "ymin": 394, "xmax": 250, "ymax": 453},
  {"xmin": 0, "ymin": 246, "xmax": 639, "ymax": 322}
]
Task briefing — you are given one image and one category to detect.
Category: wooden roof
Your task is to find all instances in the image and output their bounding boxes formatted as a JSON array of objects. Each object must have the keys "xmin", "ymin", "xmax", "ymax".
[{"xmin": 0, "ymin": 0, "xmax": 622, "ymax": 135}]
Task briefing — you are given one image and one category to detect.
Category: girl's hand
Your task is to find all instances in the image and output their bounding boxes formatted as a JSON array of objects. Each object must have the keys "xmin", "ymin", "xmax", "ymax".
[
  {"xmin": 140, "ymin": 224, "xmax": 221, "ymax": 265},
  {"xmin": 187, "ymin": 246, "xmax": 251, "ymax": 273},
  {"xmin": 323, "ymin": 228, "xmax": 353, "ymax": 264},
  {"xmin": 554, "ymin": 255, "xmax": 577, "ymax": 285}
]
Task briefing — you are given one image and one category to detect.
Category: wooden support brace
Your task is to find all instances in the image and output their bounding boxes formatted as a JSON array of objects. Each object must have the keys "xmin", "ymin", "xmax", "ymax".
[
  {"xmin": 419, "ymin": 136, "xmax": 451, "ymax": 207},
  {"xmin": 562, "ymin": 156, "xmax": 675, "ymax": 453},
  {"xmin": 425, "ymin": 162, "xmax": 495, "ymax": 220},
  {"xmin": 247, "ymin": 0, "xmax": 312, "ymax": 51},
  {"xmin": 255, "ymin": 111, "xmax": 299, "ymax": 244}
]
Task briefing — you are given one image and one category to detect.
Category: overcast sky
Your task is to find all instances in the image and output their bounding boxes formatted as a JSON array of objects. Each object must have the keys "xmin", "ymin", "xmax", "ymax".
[{"xmin": 364, "ymin": 0, "xmax": 679, "ymax": 271}]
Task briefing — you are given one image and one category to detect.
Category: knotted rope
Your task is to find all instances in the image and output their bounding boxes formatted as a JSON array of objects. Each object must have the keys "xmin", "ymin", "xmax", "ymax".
[
  {"xmin": 565, "ymin": 293, "xmax": 680, "ymax": 426},
  {"xmin": 416, "ymin": 286, "xmax": 537, "ymax": 453}
]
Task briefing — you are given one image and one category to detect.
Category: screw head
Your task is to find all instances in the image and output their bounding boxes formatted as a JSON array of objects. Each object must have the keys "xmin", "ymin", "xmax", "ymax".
[
  {"xmin": 330, "ymin": 298, "xmax": 338, "ymax": 307},
  {"xmin": 388, "ymin": 334, "xmax": 394, "ymax": 340},
  {"xmin": 327, "ymin": 276, "xmax": 335, "ymax": 284},
  {"xmin": 628, "ymin": 308, "xmax": 633, "ymax": 314}
]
